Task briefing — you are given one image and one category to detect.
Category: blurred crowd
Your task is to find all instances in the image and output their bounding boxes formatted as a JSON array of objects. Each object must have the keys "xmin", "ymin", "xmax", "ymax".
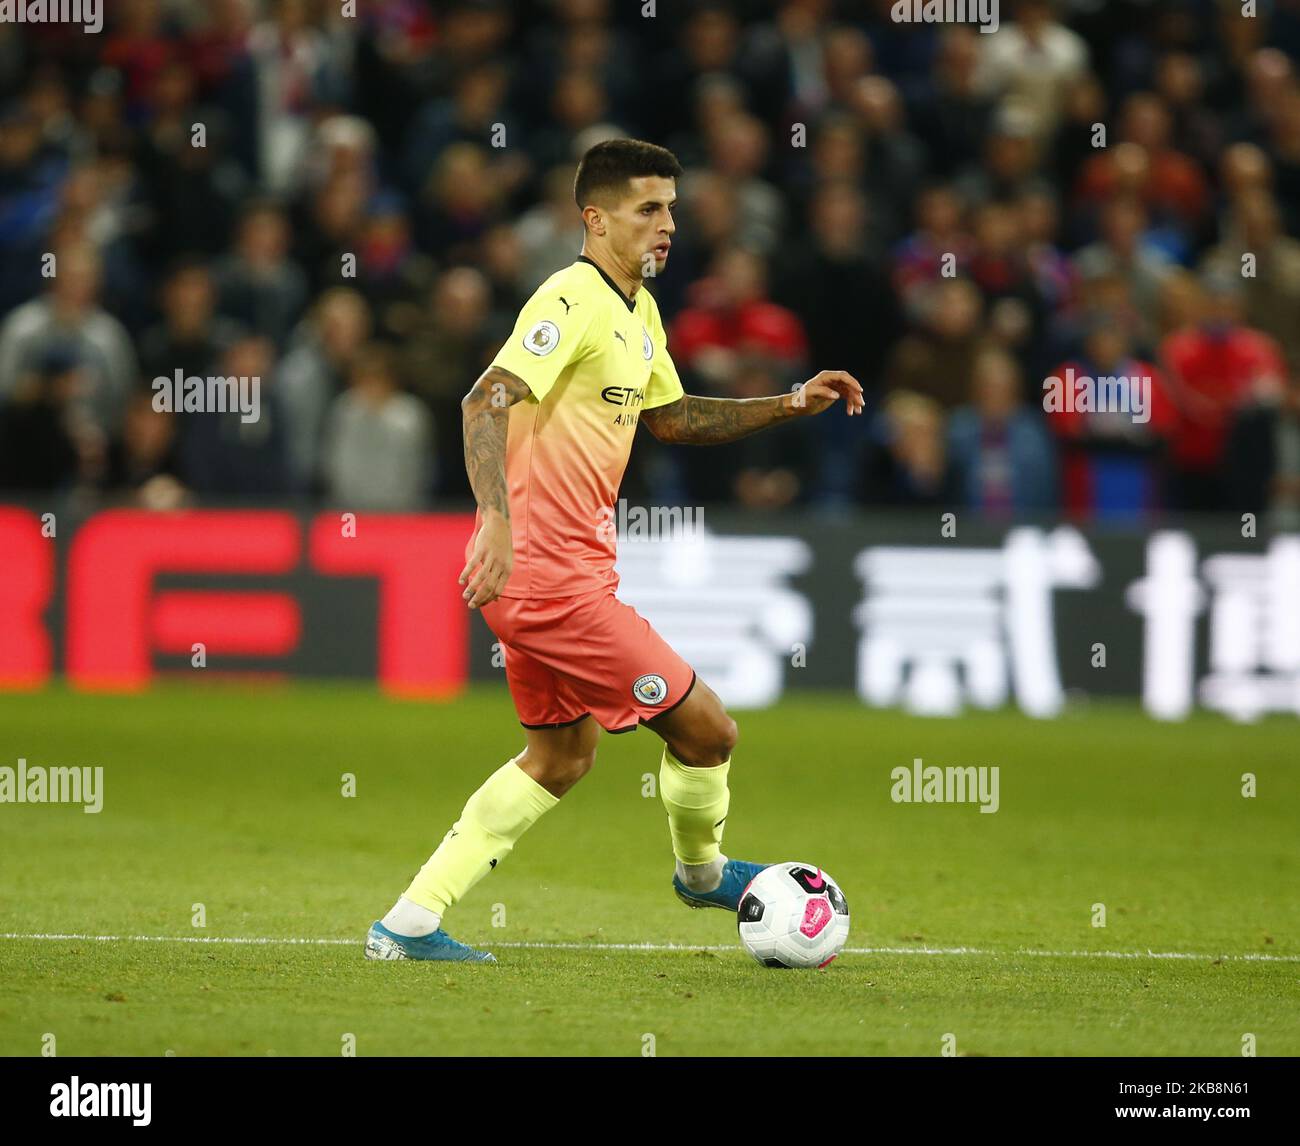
[{"xmin": 2, "ymin": 0, "xmax": 1300, "ymax": 525}]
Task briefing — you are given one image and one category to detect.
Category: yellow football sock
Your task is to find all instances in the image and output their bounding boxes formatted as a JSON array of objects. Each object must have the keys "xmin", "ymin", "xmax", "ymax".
[
  {"xmin": 403, "ymin": 754, "xmax": 559, "ymax": 914},
  {"xmin": 659, "ymin": 746, "xmax": 731, "ymax": 865}
]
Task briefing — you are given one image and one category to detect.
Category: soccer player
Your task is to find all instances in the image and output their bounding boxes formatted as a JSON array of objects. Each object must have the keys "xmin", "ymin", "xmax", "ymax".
[{"xmin": 366, "ymin": 140, "xmax": 862, "ymax": 961}]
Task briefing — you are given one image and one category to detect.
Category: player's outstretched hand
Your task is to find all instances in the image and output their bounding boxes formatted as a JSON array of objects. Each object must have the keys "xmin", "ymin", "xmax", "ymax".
[
  {"xmin": 792, "ymin": 370, "xmax": 865, "ymax": 417},
  {"xmin": 459, "ymin": 511, "xmax": 513, "ymax": 609}
]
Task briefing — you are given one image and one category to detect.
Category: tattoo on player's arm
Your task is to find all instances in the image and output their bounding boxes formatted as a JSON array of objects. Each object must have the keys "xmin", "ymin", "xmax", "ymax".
[
  {"xmin": 640, "ymin": 393, "xmax": 793, "ymax": 445},
  {"xmin": 461, "ymin": 366, "xmax": 531, "ymax": 517}
]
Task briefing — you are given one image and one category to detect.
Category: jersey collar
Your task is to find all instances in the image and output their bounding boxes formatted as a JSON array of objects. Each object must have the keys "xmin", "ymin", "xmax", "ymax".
[{"xmin": 576, "ymin": 254, "xmax": 637, "ymax": 313}]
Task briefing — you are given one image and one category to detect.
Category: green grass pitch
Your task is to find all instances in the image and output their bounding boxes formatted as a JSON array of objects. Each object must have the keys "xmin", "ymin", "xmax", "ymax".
[{"xmin": 0, "ymin": 684, "xmax": 1295, "ymax": 1057}]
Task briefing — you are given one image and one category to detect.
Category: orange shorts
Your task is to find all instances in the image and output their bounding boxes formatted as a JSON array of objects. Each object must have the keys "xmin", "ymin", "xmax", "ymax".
[{"xmin": 479, "ymin": 587, "xmax": 696, "ymax": 734}]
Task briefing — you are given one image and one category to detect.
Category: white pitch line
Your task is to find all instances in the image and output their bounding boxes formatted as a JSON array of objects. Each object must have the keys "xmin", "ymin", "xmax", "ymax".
[{"xmin": 1, "ymin": 933, "xmax": 1296, "ymax": 962}]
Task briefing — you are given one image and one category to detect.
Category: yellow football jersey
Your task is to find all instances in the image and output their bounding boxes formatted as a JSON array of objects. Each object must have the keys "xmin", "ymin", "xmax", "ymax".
[{"xmin": 478, "ymin": 255, "xmax": 685, "ymax": 599}]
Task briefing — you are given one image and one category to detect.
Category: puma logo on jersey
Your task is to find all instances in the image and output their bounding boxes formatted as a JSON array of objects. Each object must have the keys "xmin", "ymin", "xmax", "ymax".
[
  {"xmin": 613, "ymin": 330, "xmax": 627, "ymax": 350},
  {"xmin": 559, "ymin": 296, "xmax": 577, "ymax": 313}
]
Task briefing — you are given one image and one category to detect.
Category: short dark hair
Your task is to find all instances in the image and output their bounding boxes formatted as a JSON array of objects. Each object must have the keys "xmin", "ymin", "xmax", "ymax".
[{"xmin": 574, "ymin": 139, "xmax": 683, "ymax": 212}]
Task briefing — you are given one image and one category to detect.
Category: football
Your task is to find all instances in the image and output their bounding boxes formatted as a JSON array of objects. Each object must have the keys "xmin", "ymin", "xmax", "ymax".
[{"xmin": 737, "ymin": 862, "xmax": 851, "ymax": 969}]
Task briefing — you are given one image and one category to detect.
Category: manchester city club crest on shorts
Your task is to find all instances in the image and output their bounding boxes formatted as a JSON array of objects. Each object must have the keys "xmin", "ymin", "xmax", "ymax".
[{"xmin": 632, "ymin": 673, "xmax": 668, "ymax": 704}]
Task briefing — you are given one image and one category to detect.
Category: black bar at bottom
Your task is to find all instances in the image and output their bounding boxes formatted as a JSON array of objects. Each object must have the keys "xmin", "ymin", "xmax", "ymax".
[{"xmin": 0, "ymin": 1056, "xmax": 1290, "ymax": 1132}]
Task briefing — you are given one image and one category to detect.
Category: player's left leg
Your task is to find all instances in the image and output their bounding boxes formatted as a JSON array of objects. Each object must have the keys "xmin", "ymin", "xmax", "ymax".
[
  {"xmin": 645, "ymin": 677, "xmax": 770, "ymax": 912},
  {"xmin": 366, "ymin": 720, "xmax": 599, "ymax": 964}
]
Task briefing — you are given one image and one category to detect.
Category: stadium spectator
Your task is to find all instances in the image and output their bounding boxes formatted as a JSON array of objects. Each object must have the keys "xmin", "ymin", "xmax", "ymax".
[
  {"xmin": 647, "ymin": 3, "xmax": 791, "ymax": 146},
  {"xmin": 102, "ymin": 389, "xmax": 184, "ymax": 508},
  {"xmin": 1154, "ymin": 52, "xmax": 1223, "ymax": 174},
  {"xmin": 517, "ymin": 3, "xmax": 641, "ymax": 141},
  {"xmin": 774, "ymin": 179, "xmax": 898, "ymax": 397},
  {"xmin": 295, "ymin": 166, "xmax": 369, "ymax": 295},
  {"xmin": 349, "ymin": 0, "xmax": 441, "ymax": 157},
  {"xmin": 175, "ymin": 334, "xmax": 287, "ymax": 498},
  {"xmin": 526, "ymin": 68, "xmax": 619, "ymax": 176},
  {"xmin": 1218, "ymin": 141, "xmax": 1274, "ymax": 214},
  {"xmin": 187, "ymin": 0, "xmax": 258, "ymax": 105},
  {"xmin": 847, "ymin": 76, "xmax": 926, "ymax": 234},
  {"xmin": 413, "ymin": 142, "xmax": 502, "ymax": 267},
  {"xmin": 948, "ymin": 347, "xmax": 1057, "ymax": 517},
  {"xmin": 278, "ymin": 287, "xmax": 372, "ymax": 493},
  {"xmin": 1264, "ymin": 82, "xmax": 1300, "ymax": 238},
  {"xmin": 1201, "ymin": 188, "xmax": 1300, "ymax": 368},
  {"xmin": 975, "ymin": 0, "xmax": 1090, "ymax": 139},
  {"xmin": 0, "ymin": 241, "xmax": 136, "ymax": 435},
  {"xmin": 246, "ymin": 0, "xmax": 348, "ymax": 195},
  {"xmin": 1045, "ymin": 315, "xmax": 1175, "ymax": 521},
  {"xmin": 967, "ymin": 199, "xmax": 1051, "ymax": 371},
  {"xmin": 0, "ymin": 105, "xmax": 68, "ymax": 313},
  {"xmin": 476, "ymin": 221, "xmax": 528, "ymax": 319},
  {"xmin": 885, "ymin": 277, "xmax": 988, "ymax": 411},
  {"xmin": 1226, "ymin": 366, "xmax": 1300, "ymax": 530},
  {"xmin": 670, "ymin": 246, "xmax": 808, "ymax": 396},
  {"xmin": 1048, "ymin": 71, "xmax": 1106, "ymax": 210},
  {"xmin": 908, "ymin": 27, "xmax": 995, "ymax": 181},
  {"xmin": 400, "ymin": 267, "xmax": 499, "ymax": 498},
  {"xmin": 138, "ymin": 259, "xmax": 242, "ymax": 384},
  {"xmin": 212, "ymin": 200, "xmax": 309, "ymax": 349},
  {"xmin": 955, "ymin": 101, "xmax": 1046, "ymax": 209},
  {"xmin": 1160, "ymin": 273, "xmax": 1287, "ymax": 511},
  {"xmin": 1018, "ymin": 187, "xmax": 1078, "ymax": 317},
  {"xmin": 771, "ymin": 179, "xmax": 899, "ymax": 503},
  {"xmin": 322, "ymin": 342, "xmax": 432, "ymax": 511},
  {"xmin": 514, "ymin": 164, "xmax": 587, "ymax": 290},
  {"xmin": 806, "ymin": 21, "xmax": 874, "ymax": 119},
  {"xmin": 0, "ymin": 344, "xmax": 87, "ymax": 493},
  {"xmin": 651, "ymin": 168, "xmax": 740, "ymax": 315},
  {"xmin": 691, "ymin": 112, "xmax": 784, "ymax": 256},
  {"xmin": 1072, "ymin": 196, "xmax": 1172, "ymax": 342},
  {"xmin": 794, "ymin": 112, "xmax": 903, "ymax": 247},
  {"xmin": 338, "ymin": 191, "xmax": 436, "ymax": 334},
  {"xmin": 862, "ymin": 389, "xmax": 953, "ymax": 507},
  {"xmin": 100, "ymin": 0, "xmax": 177, "ymax": 123},
  {"xmin": 1075, "ymin": 92, "xmax": 1210, "ymax": 252},
  {"xmin": 46, "ymin": 153, "xmax": 150, "ymax": 331},
  {"xmin": 1228, "ymin": 47, "xmax": 1295, "ymax": 151},
  {"xmin": 1155, "ymin": 268, "xmax": 1203, "ymax": 340},
  {"xmin": 135, "ymin": 58, "xmax": 245, "ymax": 264},
  {"xmin": 402, "ymin": 64, "xmax": 519, "ymax": 201},
  {"xmin": 680, "ymin": 352, "xmax": 817, "ymax": 511},
  {"xmin": 892, "ymin": 183, "xmax": 973, "ymax": 318}
]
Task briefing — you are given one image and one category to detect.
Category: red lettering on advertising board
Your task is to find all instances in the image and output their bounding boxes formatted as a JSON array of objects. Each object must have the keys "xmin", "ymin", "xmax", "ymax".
[
  {"xmin": 0, "ymin": 508, "xmax": 52, "ymax": 688},
  {"xmin": 67, "ymin": 510, "xmax": 300, "ymax": 690},
  {"xmin": 309, "ymin": 514, "xmax": 473, "ymax": 698}
]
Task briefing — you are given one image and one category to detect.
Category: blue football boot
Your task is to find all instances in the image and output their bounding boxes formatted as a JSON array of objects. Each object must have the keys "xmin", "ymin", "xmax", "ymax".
[
  {"xmin": 364, "ymin": 920, "xmax": 497, "ymax": 963},
  {"xmin": 672, "ymin": 859, "xmax": 770, "ymax": 912}
]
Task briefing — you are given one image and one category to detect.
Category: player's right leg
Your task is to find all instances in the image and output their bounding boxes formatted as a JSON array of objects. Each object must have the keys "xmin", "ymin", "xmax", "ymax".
[{"xmin": 366, "ymin": 718, "xmax": 599, "ymax": 963}]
